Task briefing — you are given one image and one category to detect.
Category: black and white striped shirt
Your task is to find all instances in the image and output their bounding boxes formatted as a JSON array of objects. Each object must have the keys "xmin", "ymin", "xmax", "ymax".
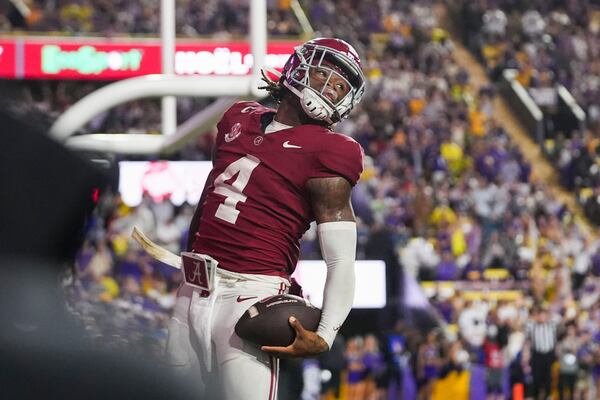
[{"xmin": 527, "ymin": 321, "xmax": 558, "ymax": 354}]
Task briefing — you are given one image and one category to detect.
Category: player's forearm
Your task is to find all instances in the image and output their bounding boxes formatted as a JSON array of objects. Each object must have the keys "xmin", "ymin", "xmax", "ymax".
[{"xmin": 316, "ymin": 221, "xmax": 357, "ymax": 349}]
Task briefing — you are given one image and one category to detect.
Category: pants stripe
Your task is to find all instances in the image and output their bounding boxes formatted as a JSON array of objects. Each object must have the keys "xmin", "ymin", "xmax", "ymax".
[
  {"xmin": 274, "ymin": 357, "xmax": 279, "ymax": 397},
  {"xmin": 268, "ymin": 356, "xmax": 278, "ymax": 400}
]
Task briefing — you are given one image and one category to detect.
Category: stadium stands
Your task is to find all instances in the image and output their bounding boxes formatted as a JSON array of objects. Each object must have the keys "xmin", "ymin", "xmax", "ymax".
[
  {"xmin": 451, "ymin": 0, "xmax": 600, "ymax": 225},
  {"xmin": 3, "ymin": 0, "xmax": 600, "ymax": 398},
  {"xmin": 1, "ymin": 0, "xmax": 300, "ymax": 37}
]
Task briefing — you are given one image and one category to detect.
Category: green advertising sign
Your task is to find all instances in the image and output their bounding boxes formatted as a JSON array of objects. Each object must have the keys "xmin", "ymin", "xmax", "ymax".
[{"xmin": 42, "ymin": 45, "xmax": 143, "ymax": 74}]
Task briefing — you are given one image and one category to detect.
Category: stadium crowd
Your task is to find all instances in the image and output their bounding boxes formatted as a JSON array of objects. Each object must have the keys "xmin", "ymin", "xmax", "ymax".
[
  {"xmin": 451, "ymin": 0, "xmax": 600, "ymax": 225},
  {"xmin": 0, "ymin": 0, "xmax": 301, "ymax": 37},
  {"xmin": 4, "ymin": 0, "xmax": 600, "ymax": 398}
]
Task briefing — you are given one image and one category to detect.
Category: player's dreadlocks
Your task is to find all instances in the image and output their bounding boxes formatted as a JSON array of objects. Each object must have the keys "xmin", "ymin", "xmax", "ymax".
[{"xmin": 258, "ymin": 69, "xmax": 286, "ymax": 103}]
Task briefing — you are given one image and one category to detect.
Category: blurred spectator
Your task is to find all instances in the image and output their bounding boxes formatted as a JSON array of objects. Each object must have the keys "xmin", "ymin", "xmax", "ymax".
[
  {"xmin": 416, "ymin": 330, "xmax": 441, "ymax": 400},
  {"xmin": 345, "ymin": 336, "xmax": 368, "ymax": 400},
  {"xmin": 557, "ymin": 323, "xmax": 580, "ymax": 400},
  {"xmin": 362, "ymin": 334, "xmax": 387, "ymax": 400},
  {"xmin": 483, "ymin": 326, "xmax": 505, "ymax": 400}
]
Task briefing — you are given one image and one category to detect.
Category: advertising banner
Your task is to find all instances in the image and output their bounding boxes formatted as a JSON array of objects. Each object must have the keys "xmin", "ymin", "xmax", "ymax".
[
  {"xmin": 0, "ymin": 39, "xmax": 16, "ymax": 77},
  {"xmin": 0, "ymin": 37, "xmax": 299, "ymax": 80}
]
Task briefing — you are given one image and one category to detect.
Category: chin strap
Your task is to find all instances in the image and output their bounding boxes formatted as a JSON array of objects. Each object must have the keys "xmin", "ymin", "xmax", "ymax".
[{"xmin": 283, "ymin": 80, "xmax": 335, "ymax": 124}]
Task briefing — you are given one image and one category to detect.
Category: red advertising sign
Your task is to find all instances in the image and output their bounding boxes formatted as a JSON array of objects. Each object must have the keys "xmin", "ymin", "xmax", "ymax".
[
  {"xmin": 0, "ymin": 39, "xmax": 16, "ymax": 78},
  {"xmin": 0, "ymin": 37, "xmax": 300, "ymax": 80},
  {"xmin": 174, "ymin": 41, "xmax": 294, "ymax": 76}
]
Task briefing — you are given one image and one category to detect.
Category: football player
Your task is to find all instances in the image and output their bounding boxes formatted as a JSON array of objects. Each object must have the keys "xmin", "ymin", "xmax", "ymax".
[{"xmin": 167, "ymin": 37, "xmax": 366, "ymax": 399}]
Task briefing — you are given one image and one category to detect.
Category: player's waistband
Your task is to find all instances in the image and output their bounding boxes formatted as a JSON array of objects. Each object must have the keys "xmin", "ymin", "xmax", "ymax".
[
  {"xmin": 199, "ymin": 252, "xmax": 291, "ymax": 284},
  {"xmin": 178, "ymin": 252, "xmax": 291, "ymax": 298},
  {"xmin": 177, "ymin": 266, "xmax": 290, "ymax": 298},
  {"xmin": 201, "ymin": 252, "xmax": 291, "ymax": 286},
  {"xmin": 215, "ymin": 266, "xmax": 291, "ymax": 286}
]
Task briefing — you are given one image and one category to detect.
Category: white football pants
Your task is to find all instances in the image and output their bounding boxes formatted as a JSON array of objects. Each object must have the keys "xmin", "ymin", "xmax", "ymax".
[{"xmin": 166, "ymin": 267, "xmax": 289, "ymax": 399}]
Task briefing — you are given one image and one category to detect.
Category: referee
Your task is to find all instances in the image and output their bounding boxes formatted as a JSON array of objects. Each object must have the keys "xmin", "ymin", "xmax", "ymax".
[{"xmin": 526, "ymin": 306, "xmax": 558, "ymax": 400}]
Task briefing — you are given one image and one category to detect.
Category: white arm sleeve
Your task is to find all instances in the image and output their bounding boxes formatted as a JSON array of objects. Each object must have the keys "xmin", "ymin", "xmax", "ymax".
[{"xmin": 315, "ymin": 221, "xmax": 356, "ymax": 349}]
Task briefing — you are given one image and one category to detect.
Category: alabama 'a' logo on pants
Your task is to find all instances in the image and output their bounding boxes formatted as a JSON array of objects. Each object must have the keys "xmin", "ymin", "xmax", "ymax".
[{"xmin": 181, "ymin": 252, "xmax": 213, "ymax": 291}]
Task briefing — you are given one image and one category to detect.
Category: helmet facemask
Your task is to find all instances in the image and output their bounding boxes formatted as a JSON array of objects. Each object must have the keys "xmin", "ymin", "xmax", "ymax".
[{"xmin": 282, "ymin": 42, "xmax": 366, "ymax": 124}]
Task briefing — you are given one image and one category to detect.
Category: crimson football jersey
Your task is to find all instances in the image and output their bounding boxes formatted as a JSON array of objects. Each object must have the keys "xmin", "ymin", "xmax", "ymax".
[{"xmin": 191, "ymin": 101, "xmax": 364, "ymax": 277}]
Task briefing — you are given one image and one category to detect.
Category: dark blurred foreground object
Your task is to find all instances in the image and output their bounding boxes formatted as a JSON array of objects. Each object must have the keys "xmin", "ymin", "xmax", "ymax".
[
  {"xmin": 0, "ymin": 107, "xmax": 109, "ymax": 261},
  {"xmin": 0, "ymin": 109, "xmax": 197, "ymax": 399},
  {"xmin": 0, "ymin": 259, "xmax": 198, "ymax": 400}
]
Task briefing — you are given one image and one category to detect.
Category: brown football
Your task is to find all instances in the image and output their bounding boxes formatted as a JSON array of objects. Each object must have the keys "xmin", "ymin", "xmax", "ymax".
[{"xmin": 235, "ymin": 294, "xmax": 321, "ymax": 347}]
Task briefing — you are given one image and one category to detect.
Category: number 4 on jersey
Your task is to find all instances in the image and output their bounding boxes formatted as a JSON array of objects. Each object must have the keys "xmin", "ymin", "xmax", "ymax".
[{"xmin": 213, "ymin": 155, "xmax": 260, "ymax": 224}]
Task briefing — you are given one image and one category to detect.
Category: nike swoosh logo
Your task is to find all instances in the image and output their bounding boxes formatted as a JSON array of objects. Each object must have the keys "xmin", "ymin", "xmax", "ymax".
[
  {"xmin": 283, "ymin": 141, "xmax": 302, "ymax": 149},
  {"xmin": 236, "ymin": 296, "xmax": 258, "ymax": 303}
]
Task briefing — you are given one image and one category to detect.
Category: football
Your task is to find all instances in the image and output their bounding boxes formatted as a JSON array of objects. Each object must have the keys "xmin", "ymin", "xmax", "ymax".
[{"xmin": 235, "ymin": 294, "xmax": 321, "ymax": 347}]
